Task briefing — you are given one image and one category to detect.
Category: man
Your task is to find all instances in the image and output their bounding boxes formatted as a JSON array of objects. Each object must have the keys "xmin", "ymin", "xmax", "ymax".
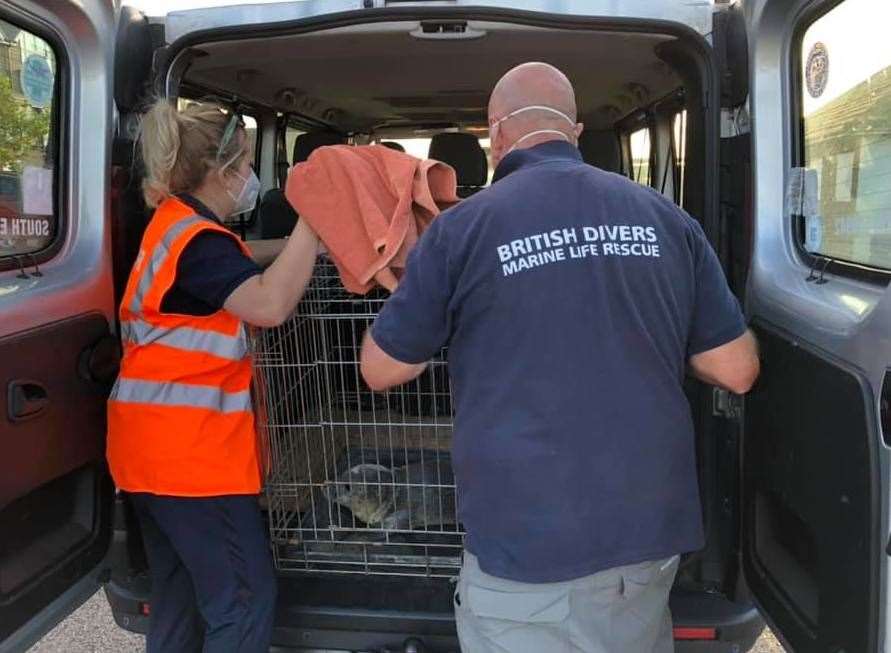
[{"xmin": 360, "ymin": 62, "xmax": 759, "ymax": 652}]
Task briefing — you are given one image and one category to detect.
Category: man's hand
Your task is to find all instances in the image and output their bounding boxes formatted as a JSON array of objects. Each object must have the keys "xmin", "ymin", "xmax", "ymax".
[{"xmin": 360, "ymin": 330, "xmax": 428, "ymax": 392}]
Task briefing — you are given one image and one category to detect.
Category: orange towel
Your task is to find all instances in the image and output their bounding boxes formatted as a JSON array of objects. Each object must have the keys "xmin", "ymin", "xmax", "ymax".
[{"xmin": 285, "ymin": 144, "xmax": 459, "ymax": 294}]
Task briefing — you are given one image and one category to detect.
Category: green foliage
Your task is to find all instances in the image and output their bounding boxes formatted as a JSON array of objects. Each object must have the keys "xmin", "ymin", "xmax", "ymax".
[{"xmin": 0, "ymin": 75, "xmax": 50, "ymax": 173}]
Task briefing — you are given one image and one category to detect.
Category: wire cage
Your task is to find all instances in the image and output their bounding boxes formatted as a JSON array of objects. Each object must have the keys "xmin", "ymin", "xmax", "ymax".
[{"xmin": 253, "ymin": 257, "xmax": 463, "ymax": 578}]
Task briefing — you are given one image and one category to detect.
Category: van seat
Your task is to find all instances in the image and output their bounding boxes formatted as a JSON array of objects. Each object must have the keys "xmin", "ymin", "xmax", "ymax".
[
  {"xmin": 259, "ymin": 131, "xmax": 346, "ymax": 239},
  {"xmin": 428, "ymin": 133, "xmax": 488, "ymax": 198},
  {"xmin": 578, "ymin": 130, "xmax": 622, "ymax": 173}
]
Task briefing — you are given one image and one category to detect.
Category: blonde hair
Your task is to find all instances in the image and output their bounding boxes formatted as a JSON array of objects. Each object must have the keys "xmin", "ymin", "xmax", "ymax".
[{"xmin": 138, "ymin": 99, "xmax": 247, "ymax": 208}]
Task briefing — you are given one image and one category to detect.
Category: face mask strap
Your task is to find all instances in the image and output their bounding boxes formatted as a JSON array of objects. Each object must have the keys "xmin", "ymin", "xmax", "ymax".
[
  {"xmin": 491, "ymin": 105, "xmax": 576, "ymax": 130},
  {"xmin": 490, "ymin": 105, "xmax": 577, "ymax": 160},
  {"xmin": 507, "ymin": 129, "xmax": 571, "ymax": 155}
]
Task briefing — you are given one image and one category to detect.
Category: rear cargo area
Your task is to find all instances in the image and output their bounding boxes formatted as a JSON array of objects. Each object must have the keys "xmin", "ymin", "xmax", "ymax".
[{"xmin": 257, "ymin": 257, "xmax": 463, "ymax": 579}]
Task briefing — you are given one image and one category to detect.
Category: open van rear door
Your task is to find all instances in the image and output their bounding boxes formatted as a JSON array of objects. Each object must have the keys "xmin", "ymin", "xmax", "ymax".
[
  {"xmin": 0, "ymin": 1, "xmax": 117, "ymax": 650},
  {"xmin": 742, "ymin": 0, "xmax": 889, "ymax": 650}
]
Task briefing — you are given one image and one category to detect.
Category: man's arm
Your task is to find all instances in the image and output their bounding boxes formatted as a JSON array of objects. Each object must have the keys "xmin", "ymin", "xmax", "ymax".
[
  {"xmin": 688, "ymin": 329, "xmax": 760, "ymax": 394},
  {"xmin": 360, "ymin": 331, "xmax": 428, "ymax": 392},
  {"xmin": 359, "ymin": 221, "xmax": 453, "ymax": 392}
]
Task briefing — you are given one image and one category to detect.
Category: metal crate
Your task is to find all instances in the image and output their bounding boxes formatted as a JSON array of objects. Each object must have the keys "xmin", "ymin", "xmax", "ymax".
[{"xmin": 253, "ymin": 257, "xmax": 463, "ymax": 578}]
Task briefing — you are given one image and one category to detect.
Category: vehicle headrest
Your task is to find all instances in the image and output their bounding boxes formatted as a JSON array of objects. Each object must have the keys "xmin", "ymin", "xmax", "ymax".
[
  {"xmin": 293, "ymin": 131, "xmax": 347, "ymax": 163},
  {"xmin": 380, "ymin": 141, "xmax": 405, "ymax": 152},
  {"xmin": 428, "ymin": 133, "xmax": 488, "ymax": 187},
  {"xmin": 578, "ymin": 130, "xmax": 622, "ymax": 173}
]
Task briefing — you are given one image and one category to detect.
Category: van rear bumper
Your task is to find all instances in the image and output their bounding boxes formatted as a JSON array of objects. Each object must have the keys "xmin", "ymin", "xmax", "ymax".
[{"xmin": 106, "ymin": 578, "xmax": 763, "ymax": 652}]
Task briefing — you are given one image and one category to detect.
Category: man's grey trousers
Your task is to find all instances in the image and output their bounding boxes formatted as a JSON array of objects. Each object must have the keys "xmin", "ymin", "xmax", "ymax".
[{"xmin": 454, "ymin": 551, "xmax": 680, "ymax": 653}]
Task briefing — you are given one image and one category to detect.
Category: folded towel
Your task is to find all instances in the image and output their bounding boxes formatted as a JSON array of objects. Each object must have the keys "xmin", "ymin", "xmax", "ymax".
[{"xmin": 285, "ymin": 144, "xmax": 459, "ymax": 294}]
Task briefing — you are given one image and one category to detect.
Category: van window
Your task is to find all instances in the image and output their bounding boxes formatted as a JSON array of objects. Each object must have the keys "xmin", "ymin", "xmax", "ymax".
[
  {"xmin": 629, "ymin": 128, "xmax": 652, "ymax": 186},
  {"xmin": 673, "ymin": 110, "xmax": 688, "ymax": 208},
  {"xmin": 798, "ymin": 0, "xmax": 891, "ymax": 269},
  {"xmin": 378, "ymin": 135, "xmax": 495, "ymax": 184},
  {"xmin": 243, "ymin": 114, "xmax": 258, "ymax": 160},
  {"xmin": 0, "ymin": 19, "xmax": 58, "ymax": 259},
  {"xmin": 285, "ymin": 126, "xmax": 305, "ymax": 166},
  {"xmin": 381, "ymin": 137, "xmax": 432, "ymax": 160}
]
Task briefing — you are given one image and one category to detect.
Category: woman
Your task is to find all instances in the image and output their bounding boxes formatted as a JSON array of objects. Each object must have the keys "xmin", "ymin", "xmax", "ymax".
[{"xmin": 107, "ymin": 99, "xmax": 317, "ymax": 653}]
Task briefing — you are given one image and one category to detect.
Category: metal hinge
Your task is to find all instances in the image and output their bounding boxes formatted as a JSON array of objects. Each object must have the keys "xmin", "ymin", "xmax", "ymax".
[
  {"xmin": 712, "ymin": 387, "xmax": 742, "ymax": 419},
  {"xmin": 720, "ymin": 104, "xmax": 750, "ymax": 137}
]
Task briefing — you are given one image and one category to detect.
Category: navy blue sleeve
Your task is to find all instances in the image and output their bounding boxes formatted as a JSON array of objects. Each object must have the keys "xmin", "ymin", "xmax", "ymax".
[
  {"xmin": 173, "ymin": 232, "xmax": 262, "ymax": 311},
  {"xmin": 686, "ymin": 219, "xmax": 747, "ymax": 356},
  {"xmin": 371, "ymin": 223, "xmax": 453, "ymax": 364}
]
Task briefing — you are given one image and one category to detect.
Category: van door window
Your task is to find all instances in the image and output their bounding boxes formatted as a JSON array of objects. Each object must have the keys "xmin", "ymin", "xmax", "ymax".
[
  {"xmin": 672, "ymin": 110, "xmax": 688, "ymax": 208},
  {"xmin": 629, "ymin": 127, "xmax": 652, "ymax": 186},
  {"xmin": 0, "ymin": 19, "xmax": 57, "ymax": 260},
  {"xmin": 798, "ymin": 0, "xmax": 891, "ymax": 270}
]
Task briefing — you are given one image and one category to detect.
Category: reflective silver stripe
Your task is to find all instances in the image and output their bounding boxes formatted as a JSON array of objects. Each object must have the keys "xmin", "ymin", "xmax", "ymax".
[
  {"xmin": 122, "ymin": 319, "xmax": 247, "ymax": 361},
  {"xmin": 109, "ymin": 377, "xmax": 121, "ymax": 401},
  {"xmin": 130, "ymin": 216, "xmax": 205, "ymax": 314},
  {"xmin": 119, "ymin": 320, "xmax": 132, "ymax": 343},
  {"xmin": 112, "ymin": 378, "xmax": 252, "ymax": 414}
]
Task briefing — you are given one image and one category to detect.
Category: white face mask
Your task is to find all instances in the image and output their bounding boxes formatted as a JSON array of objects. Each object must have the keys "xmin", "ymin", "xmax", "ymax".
[
  {"xmin": 490, "ymin": 105, "xmax": 577, "ymax": 156},
  {"xmin": 227, "ymin": 169, "xmax": 260, "ymax": 216}
]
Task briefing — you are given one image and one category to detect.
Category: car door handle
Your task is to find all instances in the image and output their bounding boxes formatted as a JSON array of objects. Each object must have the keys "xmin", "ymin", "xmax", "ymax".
[{"xmin": 7, "ymin": 380, "xmax": 49, "ymax": 422}]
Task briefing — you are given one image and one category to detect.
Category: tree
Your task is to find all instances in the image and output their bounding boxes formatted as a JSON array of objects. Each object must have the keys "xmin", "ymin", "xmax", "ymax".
[{"xmin": 0, "ymin": 75, "xmax": 51, "ymax": 173}]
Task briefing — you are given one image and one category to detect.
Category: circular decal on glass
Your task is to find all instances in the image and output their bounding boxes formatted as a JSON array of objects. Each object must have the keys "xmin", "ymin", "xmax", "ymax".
[
  {"xmin": 20, "ymin": 55, "xmax": 54, "ymax": 109},
  {"xmin": 806, "ymin": 42, "xmax": 829, "ymax": 99}
]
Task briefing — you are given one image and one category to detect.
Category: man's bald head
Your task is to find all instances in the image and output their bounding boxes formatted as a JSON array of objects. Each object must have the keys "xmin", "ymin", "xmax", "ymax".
[
  {"xmin": 489, "ymin": 62, "xmax": 577, "ymax": 120},
  {"xmin": 487, "ymin": 62, "xmax": 583, "ymax": 168}
]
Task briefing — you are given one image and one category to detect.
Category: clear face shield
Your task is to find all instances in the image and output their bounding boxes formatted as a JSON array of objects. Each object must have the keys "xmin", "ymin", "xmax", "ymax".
[{"xmin": 217, "ymin": 113, "xmax": 260, "ymax": 217}]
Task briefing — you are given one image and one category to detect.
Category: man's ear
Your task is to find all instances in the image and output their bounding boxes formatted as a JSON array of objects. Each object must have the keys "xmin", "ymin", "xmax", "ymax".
[{"xmin": 575, "ymin": 122, "xmax": 585, "ymax": 139}]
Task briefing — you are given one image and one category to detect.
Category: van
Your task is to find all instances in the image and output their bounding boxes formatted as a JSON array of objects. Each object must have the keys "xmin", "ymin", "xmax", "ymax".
[{"xmin": 0, "ymin": 0, "xmax": 887, "ymax": 651}]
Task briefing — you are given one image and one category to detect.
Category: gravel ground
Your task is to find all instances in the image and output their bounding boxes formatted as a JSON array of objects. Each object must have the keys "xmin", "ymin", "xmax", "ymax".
[
  {"xmin": 29, "ymin": 591, "xmax": 143, "ymax": 653},
  {"xmin": 750, "ymin": 630, "xmax": 784, "ymax": 653},
  {"xmin": 29, "ymin": 590, "xmax": 786, "ymax": 652}
]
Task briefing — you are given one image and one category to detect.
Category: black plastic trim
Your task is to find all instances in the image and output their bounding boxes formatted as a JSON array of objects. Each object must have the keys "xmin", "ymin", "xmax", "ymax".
[
  {"xmin": 105, "ymin": 579, "xmax": 764, "ymax": 651},
  {"xmin": 742, "ymin": 318, "xmax": 881, "ymax": 653}
]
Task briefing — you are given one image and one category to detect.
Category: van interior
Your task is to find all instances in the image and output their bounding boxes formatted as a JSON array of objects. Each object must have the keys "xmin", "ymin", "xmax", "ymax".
[{"xmin": 107, "ymin": 13, "xmax": 752, "ymax": 652}]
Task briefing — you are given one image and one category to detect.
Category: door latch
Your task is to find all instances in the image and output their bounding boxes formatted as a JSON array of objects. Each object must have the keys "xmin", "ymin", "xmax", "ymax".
[
  {"xmin": 712, "ymin": 387, "xmax": 742, "ymax": 419},
  {"xmin": 7, "ymin": 379, "xmax": 49, "ymax": 422}
]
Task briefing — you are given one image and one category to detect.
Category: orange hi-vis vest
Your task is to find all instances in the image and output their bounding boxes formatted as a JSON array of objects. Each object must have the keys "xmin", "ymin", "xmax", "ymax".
[{"xmin": 107, "ymin": 197, "xmax": 261, "ymax": 496}]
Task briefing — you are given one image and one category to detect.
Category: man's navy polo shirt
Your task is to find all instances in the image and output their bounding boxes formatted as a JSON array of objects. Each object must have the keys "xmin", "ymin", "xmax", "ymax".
[{"xmin": 371, "ymin": 140, "xmax": 746, "ymax": 582}]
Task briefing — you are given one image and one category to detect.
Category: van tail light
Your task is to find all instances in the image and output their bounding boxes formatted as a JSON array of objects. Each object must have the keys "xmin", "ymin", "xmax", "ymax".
[
  {"xmin": 673, "ymin": 627, "xmax": 717, "ymax": 640},
  {"xmin": 139, "ymin": 602, "xmax": 151, "ymax": 616}
]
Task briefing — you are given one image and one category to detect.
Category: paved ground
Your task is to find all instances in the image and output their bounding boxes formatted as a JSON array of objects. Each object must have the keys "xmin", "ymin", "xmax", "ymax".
[{"xmin": 30, "ymin": 590, "xmax": 785, "ymax": 652}]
